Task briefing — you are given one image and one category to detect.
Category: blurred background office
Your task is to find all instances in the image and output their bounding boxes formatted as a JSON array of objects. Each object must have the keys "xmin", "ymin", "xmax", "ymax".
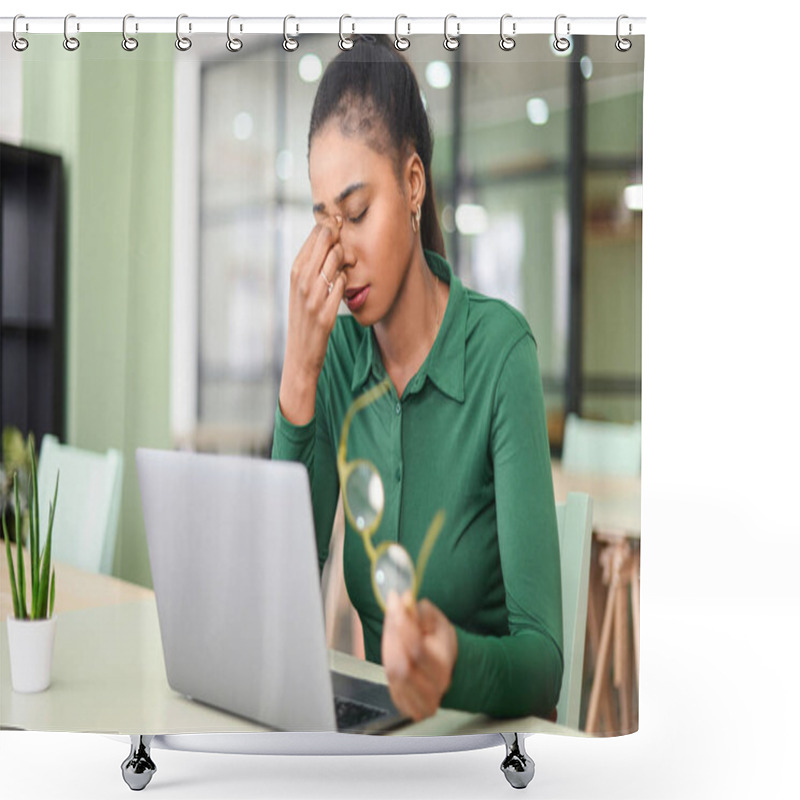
[{"xmin": 0, "ymin": 32, "xmax": 642, "ymax": 592}]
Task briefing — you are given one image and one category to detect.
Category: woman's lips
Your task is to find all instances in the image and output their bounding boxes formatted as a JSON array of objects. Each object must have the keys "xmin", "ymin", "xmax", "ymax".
[{"xmin": 345, "ymin": 285, "xmax": 369, "ymax": 312}]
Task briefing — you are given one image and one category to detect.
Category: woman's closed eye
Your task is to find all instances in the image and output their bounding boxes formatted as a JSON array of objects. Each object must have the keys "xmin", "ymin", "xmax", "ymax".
[{"xmin": 348, "ymin": 207, "xmax": 368, "ymax": 224}]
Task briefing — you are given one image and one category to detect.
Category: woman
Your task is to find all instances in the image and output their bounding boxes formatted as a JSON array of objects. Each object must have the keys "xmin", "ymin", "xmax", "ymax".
[{"xmin": 272, "ymin": 34, "xmax": 562, "ymax": 722}]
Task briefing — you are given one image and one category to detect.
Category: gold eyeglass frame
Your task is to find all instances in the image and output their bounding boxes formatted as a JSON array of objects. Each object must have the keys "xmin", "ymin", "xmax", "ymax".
[{"xmin": 337, "ymin": 377, "xmax": 445, "ymax": 612}]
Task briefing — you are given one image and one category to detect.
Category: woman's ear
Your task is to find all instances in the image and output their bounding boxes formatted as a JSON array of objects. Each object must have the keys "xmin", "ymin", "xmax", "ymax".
[{"xmin": 403, "ymin": 147, "xmax": 426, "ymax": 214}]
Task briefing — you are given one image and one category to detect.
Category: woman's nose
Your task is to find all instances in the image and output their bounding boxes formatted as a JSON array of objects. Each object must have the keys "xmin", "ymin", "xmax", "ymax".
[{"xmin": 336, "ymin": 223, "xmax": 355, "ymax": 271}]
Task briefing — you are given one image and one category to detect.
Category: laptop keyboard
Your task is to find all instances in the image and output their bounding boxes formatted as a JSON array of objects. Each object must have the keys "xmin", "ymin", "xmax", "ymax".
[{"xmin": 334, "ymin": 696, "xmax": 390, "ymax": 730}]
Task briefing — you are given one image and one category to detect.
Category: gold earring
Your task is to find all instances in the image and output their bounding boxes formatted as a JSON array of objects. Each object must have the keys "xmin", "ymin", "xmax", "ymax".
[{"xmin": 411, "ymin": 205, "xmax": 421, "ymax": 233}]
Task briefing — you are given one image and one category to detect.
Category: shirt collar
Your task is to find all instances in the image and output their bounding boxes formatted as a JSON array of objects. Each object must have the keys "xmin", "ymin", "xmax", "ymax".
[{"xmin": 350, "ymin": 249, "xmax": 467, "ymax": 403}]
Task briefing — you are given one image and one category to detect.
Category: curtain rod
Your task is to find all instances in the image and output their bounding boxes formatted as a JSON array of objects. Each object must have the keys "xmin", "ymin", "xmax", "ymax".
[{"xmin": 1, "ymin": 15, "xmax": 646, "ymax": 37}]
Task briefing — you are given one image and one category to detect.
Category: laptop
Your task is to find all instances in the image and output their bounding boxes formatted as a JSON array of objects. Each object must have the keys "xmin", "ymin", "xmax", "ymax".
[{"xmin": 136, "ymin": 447, "xmax": 410, "ymax": 734}]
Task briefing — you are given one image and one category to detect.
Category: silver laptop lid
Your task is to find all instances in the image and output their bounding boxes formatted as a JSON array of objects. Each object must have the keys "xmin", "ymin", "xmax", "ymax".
[{"xmin": 136, "ymin": 448, "xmax": 337, "ymax": 731}]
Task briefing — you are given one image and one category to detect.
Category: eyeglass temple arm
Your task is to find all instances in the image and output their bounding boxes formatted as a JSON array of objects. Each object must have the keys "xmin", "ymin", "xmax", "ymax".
[
  {"xmin": 414, "ymin": 509, "xmax": 446, "ymax": 595},
  {"xmin": 337, "ymin": 378, "xmax": 393, "ymax": 466}
]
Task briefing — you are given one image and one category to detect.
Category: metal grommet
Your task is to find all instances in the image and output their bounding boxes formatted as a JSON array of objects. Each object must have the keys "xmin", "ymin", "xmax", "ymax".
[
  {"xmin": 394, "ymin": 15, "xmax": 410, "ymax": 51},
  {"xmin": 122, "ymin": 14, "xmax": 138, "ymax": 51},
  {"xmin": 12, "ymin": 15, "xmax": 29, "ymax": 52},
  {"xmin": 283, "ymin": 15, "xmax": 299, "ymax": 51},
  {"xmin": 615, "ymin": 15, "xmax": 632, "ymax": 52},
  {"xmin": 63, "ymin": 13, "xmax": 80, "ymax": 51},
  {"xmin": 443, "ymin": 14, "xmax": 460, "ymax": 51},
  {"xmin": 339, "ymin": 15, "xmax": 354, "ymax": 50},
  {"xmin": 499, "ymin": 14, "xmax": 515, "ymax": 51},
  {"xmin": 553, "ymin": 14, "xmax": 571, "ymax": 53},
  {"xmin": 226, "ymin": 15, "xmax": 243, "ymax": 52},
  {"xmin": 175, "ymin": 14, "xmax": 192, "ymax": 51}
]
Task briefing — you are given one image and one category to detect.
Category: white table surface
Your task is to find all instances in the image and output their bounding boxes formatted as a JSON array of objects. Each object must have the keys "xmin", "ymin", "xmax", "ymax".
[
  {"xmin": 551, "ymin": 462, "xmax": 641, "ymax": 539},
  {"xmin": 1, "ymin": 569, "xmax": 576, "ymax": 738}
]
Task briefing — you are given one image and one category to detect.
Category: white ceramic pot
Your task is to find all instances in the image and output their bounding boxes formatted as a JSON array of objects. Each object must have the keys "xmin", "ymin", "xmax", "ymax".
[{"xmin": 6, "ymin": 614, "xmax": 57, "ymax": 693}]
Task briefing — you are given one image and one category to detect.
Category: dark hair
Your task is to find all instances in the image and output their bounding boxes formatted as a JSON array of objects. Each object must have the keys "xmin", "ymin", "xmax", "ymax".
[{"xmin": 308, "ymin": 33, "xmax": 446, "ymax": 259}]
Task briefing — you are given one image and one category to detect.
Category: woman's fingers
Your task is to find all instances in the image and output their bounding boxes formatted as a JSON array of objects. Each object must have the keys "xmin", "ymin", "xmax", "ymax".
[
  {"xmin": 318, "ymin": 240, "xmax": 346, "ymax": 297},
  {"xmin": 382, "ymin": 592, "xmax": 446, "ymax": 720},
  {"xmin": 296, "ymin": 225, "xmax": 335, "ymax": 298},
  {"xmin": 417, "ymin": 598, "xmax": 444, "ymax": 635},
  {"xmin": 293, "ymin": 220, "xmax": 341, "ymax": 296},
  {"xmin": 391, "ymin": 592, "xmax": 424, "ymax": 666},
  {"xmin": 292, "ymin": 223, "xmax": 331, "ymax": 288},
  {"xmin": 416, "ymin": 600, "xmax": 458, "ymax": 687},
  {"xmin": 309, "ymin": 218, "xmax": 343, "ymax": 282},
  {"xmin": 383, "ymin": 592, "xmax": 417, "ymax": 676},
  {"xmin": 327, "ymin": 268, "xmax": 348, "ymax": 315}
]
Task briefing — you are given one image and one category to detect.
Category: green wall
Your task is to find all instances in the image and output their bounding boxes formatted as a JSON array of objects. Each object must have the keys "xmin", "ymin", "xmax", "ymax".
[{"xmin": 22, "ymin": 34, "xmax": 174, "ymax": 587}]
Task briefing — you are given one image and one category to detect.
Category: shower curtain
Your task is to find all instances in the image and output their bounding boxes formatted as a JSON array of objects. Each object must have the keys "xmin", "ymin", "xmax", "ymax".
[{"xmin": 0, "ymin": 16, "xmax": 644, "ymax": 770}]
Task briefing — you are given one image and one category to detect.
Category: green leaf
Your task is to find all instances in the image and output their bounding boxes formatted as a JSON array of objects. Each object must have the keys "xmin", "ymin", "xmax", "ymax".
[
  {"xmin": 37, "ymin": 475, "xmax": 58, "ymax": 619},
  {"xmin": 29, "ymin": 437, "xmax": 40, "ymax": 605},
  {"xmin": 49, "ymin": 570, "xmax": 56, "ymax": 617},
  {"xmin": 14, "ymin": 476, "xmax": 27, "ymax": 618},
  {"xmin": 3, "ymin": 509, "xmax": 21, "ymax": 619}
]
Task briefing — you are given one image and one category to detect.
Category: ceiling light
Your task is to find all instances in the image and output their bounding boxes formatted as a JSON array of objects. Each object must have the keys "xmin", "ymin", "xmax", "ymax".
[
  {"xmin": 425, "ymin": 60, "xmax": 451, "ymax": 89},
  {"xmin": 526, "ymin": 98, "xmax": 549, "ymax": 126},
  {"xmin": 298, "ymin": 54, "xmax": 322, "ymax": 83}
]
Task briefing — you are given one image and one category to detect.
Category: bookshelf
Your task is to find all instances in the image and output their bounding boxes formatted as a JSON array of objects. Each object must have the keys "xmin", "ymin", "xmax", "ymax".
[{"xmin": 0, "ymin": 142, "xmax": 66, "ymax": 445}]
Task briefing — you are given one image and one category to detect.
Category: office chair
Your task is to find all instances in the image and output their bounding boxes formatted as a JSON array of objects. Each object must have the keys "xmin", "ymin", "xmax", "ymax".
[
  {"xmin": 36, "ymin": 434, "xmax": 123, "ymax": 575},
  {"xmin": 561, "ymin": 413, "xmax": 641, "ymax": 477}
]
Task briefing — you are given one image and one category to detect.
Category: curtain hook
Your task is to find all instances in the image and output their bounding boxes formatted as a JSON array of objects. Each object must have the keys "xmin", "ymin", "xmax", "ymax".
[
  {"xmin": 615, "ymin": 15, "xmax": 632, "ymax": 52},
  {"xmin": 553, "ymin": 14, "xmax": 571, "ymax": 52},
  {"xmin": 339, "ymin": 15, "xmax": 354, "ymax": 50},
  {"xmin": 175, "ymin": 14, "xmax": 192, "ymax": 51},
  {"xmin": 283, "ymin": 15, "xmax": 299, "ymax": 51},
  {"xmin": 499, "ymin": 14, "xmax": 516, "ymax": 51},
  {"xmin": 443, "ymin": 14, "xmax": 460, "ymax": 51},
  {"xmin": 63, "ymin": 14, "xmax": 80, "ymax": 51},
  {"xmin": 12, "ymin": 14, "xmax": 29, "ymax": 52},
  {"xmin": 394, "ymin": 15, "xmax": 410, "ymax": 51},
  {"xmin": 122, "ymin": 14, "xmax": 138, "ymax": 51},
  {"xmin": 226, "ymin": 15, "xmax": 243, "ymax": 52}
]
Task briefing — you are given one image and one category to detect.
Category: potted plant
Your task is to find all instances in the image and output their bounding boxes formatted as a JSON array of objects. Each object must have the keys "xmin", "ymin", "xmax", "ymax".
[{"xmin": 3, "ymin": 437, "xmax": 59, "ymax": 693}]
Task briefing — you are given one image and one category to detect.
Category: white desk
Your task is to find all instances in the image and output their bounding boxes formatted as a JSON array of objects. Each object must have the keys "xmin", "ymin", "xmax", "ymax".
[
  {"xmin": 1, "ymin": 558, "xmax": 579, "ymax": 738},
  {"xmin": 551, "ymin": 461, "xmax": 641, "ymax": 538}
]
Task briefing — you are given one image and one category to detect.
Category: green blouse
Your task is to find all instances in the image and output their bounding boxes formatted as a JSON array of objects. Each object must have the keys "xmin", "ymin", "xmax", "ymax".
[{"xmin": 271, "ymin": 249, "xmax": 563, "ymax": 719}]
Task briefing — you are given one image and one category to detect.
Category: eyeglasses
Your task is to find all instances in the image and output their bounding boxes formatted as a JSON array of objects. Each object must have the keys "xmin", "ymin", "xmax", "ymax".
[{"xmin": 337, "ymin": 377, "xmax": 445, "ymax": 613}]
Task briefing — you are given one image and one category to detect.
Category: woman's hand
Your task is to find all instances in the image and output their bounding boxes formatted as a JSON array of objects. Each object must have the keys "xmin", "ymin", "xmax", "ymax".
[
  {"xmin": 279, "ymin": 218, "xmax": 348, "ymax": 426},
  {"xmin": 381, "ymin": 590, "xmax": 458, "ymax": 721}
]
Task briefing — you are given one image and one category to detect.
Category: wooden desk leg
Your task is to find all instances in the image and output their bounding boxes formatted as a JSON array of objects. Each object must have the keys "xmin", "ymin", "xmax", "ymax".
[
  {"xmin": 585, "ymin": 543, "xmax": 616, "ymax": 732},
  {"xmin": 614, "ymin": 562, "xmax": 631, "ymax": 733},
  {"xmin": 586, "ymin": 545, "xmax": 602, "ymax": 665},
  {"xmin": 631, "ymin": 551, "xmax": 640, "ymax": 687},
  {"xmin": 585, "ymin": 566, "xmax": 619, "ymax": 733}
]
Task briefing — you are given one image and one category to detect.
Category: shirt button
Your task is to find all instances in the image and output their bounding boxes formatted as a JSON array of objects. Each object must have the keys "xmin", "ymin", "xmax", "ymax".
[
  {"xmin": 395, "ymin": 402, "xmax": 401, "ymax": 415},
  {"xmin": 395, "ymin": 467, "xmax": 402, "ymax": 482}
]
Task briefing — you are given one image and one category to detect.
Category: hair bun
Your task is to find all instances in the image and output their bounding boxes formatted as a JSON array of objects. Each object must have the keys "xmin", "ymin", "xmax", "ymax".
[{"xmin": 353, "ymin": 32, "xmax": 393, "ymax": 49}]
